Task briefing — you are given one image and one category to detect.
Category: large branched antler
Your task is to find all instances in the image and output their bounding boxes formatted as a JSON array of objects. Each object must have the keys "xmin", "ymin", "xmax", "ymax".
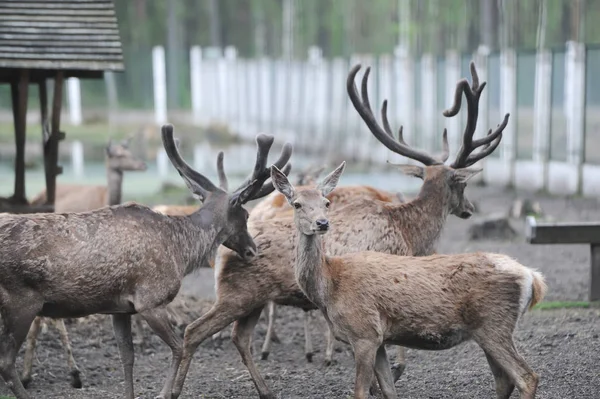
[
  {"xmin": 161, "ymin": 125, "xmax": 219, "ymax": 200},
  {"xmin": 347, "ymin": 64, "xmax": 448, "ymax": 166},
  {"xmin": 445, "ymin": 61, "xmax": 509, "ymax": 168},
  {"xmin": 230, "ymin": 134, "xmax": 293, "ymax": 206}
]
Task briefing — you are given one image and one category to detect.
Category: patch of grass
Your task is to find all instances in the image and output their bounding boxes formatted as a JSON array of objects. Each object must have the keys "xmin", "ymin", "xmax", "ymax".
[
  {"xmin": 0, "ymin": 396, "xmax": 15, "ymax": 399},
  {"xmin": 532, "ymin": 301, "xmax": 590, "ymax": 310}
]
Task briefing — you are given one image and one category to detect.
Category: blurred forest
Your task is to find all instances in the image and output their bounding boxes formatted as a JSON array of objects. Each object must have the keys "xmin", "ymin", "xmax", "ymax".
[{"xmin": 112, "ymin": 0, "xmax": 599, "ymax": 109}]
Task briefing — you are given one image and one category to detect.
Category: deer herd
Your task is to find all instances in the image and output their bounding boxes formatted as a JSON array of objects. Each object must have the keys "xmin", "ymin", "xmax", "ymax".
[{"xmin": 0, "ymin": 62, "xmax": 546, "ymax": 399}]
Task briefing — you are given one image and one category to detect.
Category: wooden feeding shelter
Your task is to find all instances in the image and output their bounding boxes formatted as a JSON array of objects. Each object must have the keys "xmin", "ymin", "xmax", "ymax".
[{"xmin": 0, "ymin": 0, "xmax": 124, "ymax": 213}]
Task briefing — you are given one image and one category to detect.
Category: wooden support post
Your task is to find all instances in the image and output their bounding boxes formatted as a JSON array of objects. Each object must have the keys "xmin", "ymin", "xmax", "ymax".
[
  {"xmin": 591, "ymin": 244, "xmax": 600, "ymax": 302},
  {"xmin": 45, "ymin": 71, "xmax": 65, "ymax": 207},
  {"xmin": 11, "ymin": 69, "xmax": 29, "ymax": 204}
]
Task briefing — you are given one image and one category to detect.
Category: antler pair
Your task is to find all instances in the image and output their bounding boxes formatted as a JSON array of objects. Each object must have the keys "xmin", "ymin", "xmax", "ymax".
[
  {"xmin": 161, "ymin": 125, "xmax": 292, "ymax": 205},
  {"xmin": 347, "ymin": 61, "xmax": 509, "ymax": 169}
]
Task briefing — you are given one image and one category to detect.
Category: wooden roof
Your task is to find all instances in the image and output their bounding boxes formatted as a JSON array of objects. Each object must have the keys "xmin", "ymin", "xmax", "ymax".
[{"xmin": 0, "ymin": 0, "xmax": 124, "ymax": 74}]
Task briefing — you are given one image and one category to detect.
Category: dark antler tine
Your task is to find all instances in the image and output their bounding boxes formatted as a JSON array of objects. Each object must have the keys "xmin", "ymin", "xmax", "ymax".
[
  {"xmin": 469, "ymin": 61, "xmax": 480, "ymax": 90},
  {"xmin": 464, "ymin": 133, "xmax": 503, "ymax": 167},
  {"xmin": 381, "ymin": 100, "xmax": 395, "ymax": 138},
  {"xmin": 396, "ymin": 126, "xmax": 407, "ymax": 146},
  {"xmin": 472, "ymin": 113, "xmax": 507, "ymax": 147},
  {"xmin": 161, "ymin": 124, "xmax": 218, "ymax": 192},
  {"xmin": 439, "ymin": 129, "xmax": 449, "ymax": 163},
  {"xmin": 252, "ymin": 163, "xmax": 293, "ymax": 199},
  {"xmin": 443, "ymin": 79, "xmax": 469, "ymax": 117},
  {"xmin": 216, "ymin": 151, "xmax": 228, "ymax": 191},
  {"xmin": 361, "ymin": 67, "xmax": 373, "ymax": 114},
  {"xmin": 271, "ymin": 142, "xmax": 293, "ymax": 170}
]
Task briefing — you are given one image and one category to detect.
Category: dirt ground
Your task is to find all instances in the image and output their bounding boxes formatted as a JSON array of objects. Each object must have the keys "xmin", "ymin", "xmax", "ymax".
[{"xmin": 2, "ymin": 184, "xmax": 600, "ymax": 399}]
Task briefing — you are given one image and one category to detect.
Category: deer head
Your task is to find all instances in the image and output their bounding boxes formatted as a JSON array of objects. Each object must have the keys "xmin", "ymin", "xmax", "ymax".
[
  {"xmin": 106, "ymin": 137, "xmax": 148, "ymax": 172},
  {"xmin": 161, "ymin": 124, "xmax": 292, "ymax": 259},
  {"xmin": 271, "ymin": 162, "xmax": 346, "ymax": 236},
  {"xmin": 347, "ymin": 62, "xmax": 509, "ymax": 219}
]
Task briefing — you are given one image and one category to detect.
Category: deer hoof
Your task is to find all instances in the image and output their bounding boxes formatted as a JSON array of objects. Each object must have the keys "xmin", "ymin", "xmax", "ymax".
[
  {"xmin": 20, "ymin": 375, "xmax": 32, "ymax": 389},
  {"xmin": 261, "ymin": 351, "xmax": 270, "ymax": 361},
  {"xmin": 305, "ymin": 353, "xmax": 313, "ymax": 363},
  {"xmin": 323, "ymin": 359, "xmax": 332, "ymax": 367},
  {"xmin": 70, "ymin": 369, "xmax": 82, "ymax": 389}
]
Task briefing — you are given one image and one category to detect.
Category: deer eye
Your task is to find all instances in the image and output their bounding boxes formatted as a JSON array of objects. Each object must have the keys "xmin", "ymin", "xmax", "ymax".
[
  {"xmin": 293, "ymin": 202, "xmax": 302, "ymax": 209},
  {"xmin": 324, "ymin": 201, "xmax": 330, "ymax": 208}
]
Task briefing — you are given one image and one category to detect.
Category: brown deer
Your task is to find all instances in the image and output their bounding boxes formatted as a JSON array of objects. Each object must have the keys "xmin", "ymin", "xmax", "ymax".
[
  {"xmin": 30, "ymin": 138, "xmax": 148, "ymax": 212},
  {"xmin": 20, "ymin": 138, "xmax": 148, "ymax": 390},
  {"xmin": 270, "ymin": 163, "xmax": 546, "ymax": 399},
  {"xmin": 169, "ymin": 61, "xmax": 509, "ymax": 399},
  {"xmin": 0, "ymin": 124, "xmax": 292, "ymax": 399},
  {"xmin": 255, "ymin": 178, "xmax": 405, "ymax": 363}
]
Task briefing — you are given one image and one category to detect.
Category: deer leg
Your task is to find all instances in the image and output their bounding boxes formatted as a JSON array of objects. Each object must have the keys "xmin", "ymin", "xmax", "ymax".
[
  {"xmin": 139, "ymin": 307, "xmax": 182, "ymax": 399},
  {"xmin": 373, "ymin": 346, "xmax": 397, "ymax": 399},
  {"xmin": 112, "ymin": 314, "xmax": 135, "ymax": 399},
  {"xmin": 351, "ymin": 339, "xmax": 379, "ymax": 399},
  {"xmin": 303, "ymin": 310, "xmax": 314, "ymax": 362},
  {"xmin": 53, "ymin": 319, "xmax": 82, "ymax": 388},
  {"xmin": 260, "ymin": 301, "xmax": 277, "ymax": 360},
  {"xmin": 133, "ymin": 314, "xmax": 146, "ymax": 347},
  {"xmin": 477, "ymin": 337, "xmax": 538, "ymax": 399},
  {"xmin": 0, "ymin": 304, "xmax": 39, "ymax": 399},
  {"xmin": 324, "ymin": 323, "xmax": 335, "ymax": 366},
  {"xmin": 172, "ymin": 301, "xmax": 249, "ymax": 399},
  {"xmin": 20, "ymin": 316, "xmax": 42, "ymax": 388},
  {"xmin": 231, "ymin": 306, "xmax": 275, "ymax": 399},
  {"xmin": 484, "ymin": 352, "xmax": 515, "ymax": 399},
  {"xmin": 390, "ymin": 345, "xmax": 407, "ymax": 383}
]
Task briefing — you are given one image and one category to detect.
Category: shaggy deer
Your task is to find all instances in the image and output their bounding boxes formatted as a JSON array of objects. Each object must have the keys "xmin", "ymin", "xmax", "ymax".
[
  {"xmin": 21, "ymin": 138, "xmax": 148, "ymax": 390},
  {"xmin": 271, "ymin": 163, "xmax": 546, "ymax": 399},
  {"xmin": 169, "ymin": 62, "xmax": 509, "ymax": 399},
  {"xmin": 0, "ymin": 124, "xmax": 291, "ymax": 399}
]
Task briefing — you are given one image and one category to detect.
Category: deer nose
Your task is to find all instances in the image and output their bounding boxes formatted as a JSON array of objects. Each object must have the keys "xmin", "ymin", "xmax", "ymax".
[
  {"xmin": 244, "ymin": 246, "xmax": 257, "ymax": 259},
  {"xmin": 316, "ymin": 219, "xmax": 329, "ymax": 231}
]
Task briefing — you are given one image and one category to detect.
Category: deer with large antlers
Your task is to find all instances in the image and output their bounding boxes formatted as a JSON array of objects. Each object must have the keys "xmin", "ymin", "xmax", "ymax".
[
  {"xmin": 0, "ymin": 124, "xmax": 291, "ymax": 399},
  {"xmin": 169, "ymin": 61, "xmax": 510, "ymax": 399},
  {"xmin": 270, "ymin": 162, "xmax": 546, "ymax": 399},
  {"xmin": 21, "ymin": 138, "xmax": 148, "ymax": 390}
]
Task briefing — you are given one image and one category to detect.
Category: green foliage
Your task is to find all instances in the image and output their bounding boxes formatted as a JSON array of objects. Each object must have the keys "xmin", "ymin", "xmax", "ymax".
[{"xmin": 533, "ymin": 301, "xmax": 591, "ymax": 310}]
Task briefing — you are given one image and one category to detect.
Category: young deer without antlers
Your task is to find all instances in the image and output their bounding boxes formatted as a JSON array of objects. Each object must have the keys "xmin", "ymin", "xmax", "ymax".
[
  {"xmin": 0, "ymin": 124, "xmax": 291, "ymax": 399},
  {"xmin": 169, "ymin": 61, "xmax": 509, "ymax": 399},
  {"xmin": 21, "ymin": 138, "xmax": 148, "ymax": 390},
  {"xmin": 254, "ymin": 177, "xmax": 405, "ymax": 363},
  {"xmin": 271, "ymin": 163, "xmax": 546, "ymax": 399}
]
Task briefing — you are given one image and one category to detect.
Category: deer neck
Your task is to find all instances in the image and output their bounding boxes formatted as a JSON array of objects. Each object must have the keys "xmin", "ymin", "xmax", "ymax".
[
  {"xmin": 180, "ymin": 207, "xmax": 228, "ymax": 275},
  {"xmin": 390, "ymin": 178, "xmax": 450, "ymax": 256},
  {"xmin": 295, "ymin": 231, "xmax": 329, "ymax": 310},
  {"xmin": 106, "ymin": 167, "xmax": 124, "ymax": 206}
]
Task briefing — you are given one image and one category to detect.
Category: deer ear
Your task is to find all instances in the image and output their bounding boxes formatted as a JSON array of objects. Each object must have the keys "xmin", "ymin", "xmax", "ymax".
[
  {"xmin": 453, "ymin": 167, "xmax": 482, "ymax": 183},
  {"xmin": 316, "ymin": 161, "xmax": 346, "ymax": 197},
  {"xmin": 270, "ymin": 165, "xmax": 296, "ymax": 202},
  {"xmin": 106, "ymin": 138, "xmax": 115, "ymax": 156},
  {"xmin": 389, "ymin": 163, "xmax": 425, "ymax": 180}
]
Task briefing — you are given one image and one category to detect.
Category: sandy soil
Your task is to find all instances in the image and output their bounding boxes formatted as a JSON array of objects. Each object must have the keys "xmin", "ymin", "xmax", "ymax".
[{"xmin": 1, "ymin": 185, "xmax": 599, "ymax": 399}]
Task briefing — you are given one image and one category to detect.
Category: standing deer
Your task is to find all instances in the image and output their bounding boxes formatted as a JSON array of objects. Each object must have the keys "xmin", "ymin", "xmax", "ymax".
[
  {"xmin": 169, "ymin": 61, "xmax": 509, "ymax": 399},
  {"xmin": 270, "ymin": 162, "xmax": 546, "ymax": 399},
  {"xmin": 0, "ymin": 124, "xmax": 292, "ymax": 399},
  {"xmin": 20, "ymin": 138, "xmax": 148, "ymax": 390}
]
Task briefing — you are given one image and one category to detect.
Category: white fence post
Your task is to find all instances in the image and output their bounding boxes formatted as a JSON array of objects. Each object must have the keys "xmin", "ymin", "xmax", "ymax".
[
  {"xmin": 71, "ymin": 140, "xmax": 84, "ymax": 178},
  {"xmin": 565, "ymin": 41, "xmax": 586, "ymax": 167},
  {"xmin": 445, "ymin": 50, "xmax": 461, "ymax": 160},
  {"xmin": 157, "ymin": 148, "xmax": 169, "ymax": 178},
  {"xmin": 474, "ymin": 46, "xmax": 489, "ymax": 139},
  {"xmin": 533, "ymin": 49, "xmax": 552, "ymax": 163},
  {"xmin": 190, "ymin": 46, "xmax": 203, "ymax": 125},
  {"xmin": 500, "ymin": 49, "xmax": 517, "ymax": 167},
  {"xmin": 152, "ymin": 45, "xmax": 167, "ymax": 125},
  {"xmin": 421, "ymin": 53, "xmax": 437, "ymax": 152},
  {"xmin": 67, "ymin": 78, "xmax": 82, "ymax": 126},
  {"xmin": 393, "ymin": 46, "xmax": 414, "ymax": 164}
]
